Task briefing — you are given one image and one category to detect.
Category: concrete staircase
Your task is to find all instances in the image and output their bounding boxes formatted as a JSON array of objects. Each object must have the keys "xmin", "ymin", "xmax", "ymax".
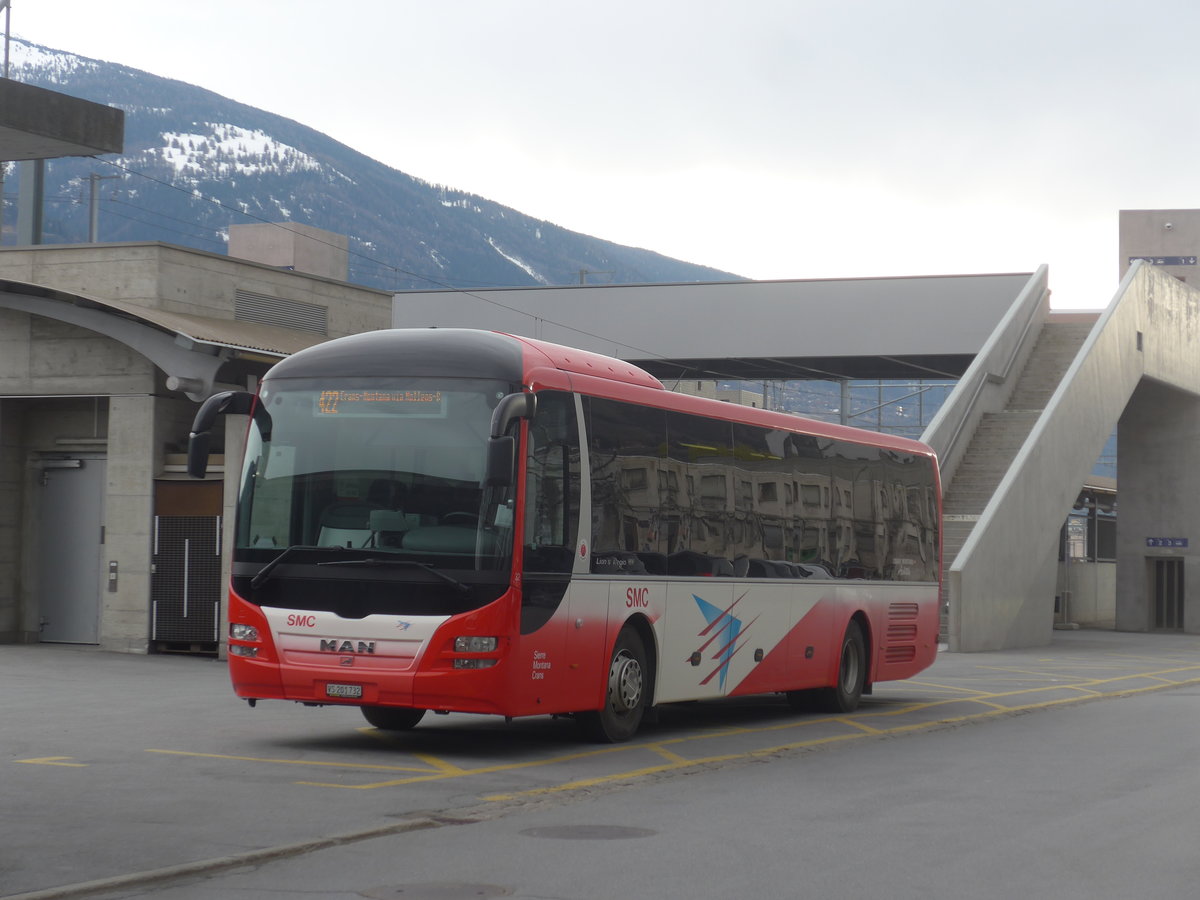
[{"xmin": 939, "ymin": 321, "xmax": 1093, "ymax": 639}]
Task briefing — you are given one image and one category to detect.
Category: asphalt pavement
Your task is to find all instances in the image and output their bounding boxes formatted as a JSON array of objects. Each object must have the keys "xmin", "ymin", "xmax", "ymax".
[{"xmin": 4, "ymin": 628, "xmax": 1200, "ymax": 899}]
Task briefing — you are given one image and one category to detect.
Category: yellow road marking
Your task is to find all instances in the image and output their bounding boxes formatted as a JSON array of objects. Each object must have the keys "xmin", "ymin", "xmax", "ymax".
[
  {"xmin": 296, "ymin": 745, "xmax": 640, "ymax": 789},
  {"xmin": 893, "ymin": 679, "xmax": 993, "ymax": 695},
  {"xmin": 840, "ymin": 717, "xmax": 885, "ymax": 734},
  {"xmin": 410, "ymin": 752, "xmax": 467, "ymax": 775},
  {"xmin": 484, "ymin": 673, "xmax": 1200, "ymax": 802},
  {"xmin": 145, "ymin": 749, "xmax": 443, "ymax": 774},
  {"xmin": 647, "ymin": 744, "xmax": 690, "ymax": 764},
  {"xmin": 485, "ymin": 733, "xmax": 867, "ymax": 801},
  {"xmin": 16, "ymin": 756, "xmax": 88, "ymax": 767},
  {"xmin": 145, "ymin": 662, "xmax": 1200, "ymax": 796}
]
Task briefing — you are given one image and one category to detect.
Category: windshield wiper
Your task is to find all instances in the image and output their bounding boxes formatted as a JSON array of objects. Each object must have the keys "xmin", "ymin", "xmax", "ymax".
[
  {"xmin": 317, "ymin": 558, "xmax": 472, "ymax": 595},
  {"xmin": 250, "ymin": 545, "xmax": 344, "ymax": 590}
]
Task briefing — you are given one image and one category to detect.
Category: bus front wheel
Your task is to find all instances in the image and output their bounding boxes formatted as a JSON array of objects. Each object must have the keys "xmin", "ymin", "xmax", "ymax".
[
  {"xmin": 578, "ymin": 628, "xmax": 648, "ymax": 743},
  {"xmin": 361, "ymin": 705, "xmax": 426, "ymax": 731}
]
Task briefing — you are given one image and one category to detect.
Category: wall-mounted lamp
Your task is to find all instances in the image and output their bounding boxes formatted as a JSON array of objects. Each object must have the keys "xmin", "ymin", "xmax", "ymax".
[{"xmin": 42, "ymin": 459, "xmax": 83, "ymax": 469}]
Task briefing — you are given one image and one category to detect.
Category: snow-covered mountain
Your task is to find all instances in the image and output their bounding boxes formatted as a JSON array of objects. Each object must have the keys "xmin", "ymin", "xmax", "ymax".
[{"xmin": 3, "ymin": 38, "xmax": 741, "ymax": 290}]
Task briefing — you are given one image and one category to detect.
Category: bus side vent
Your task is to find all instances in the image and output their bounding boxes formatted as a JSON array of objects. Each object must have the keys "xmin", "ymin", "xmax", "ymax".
[
  {"xmin": 884, "ymin": 603, "xmax": 920, "ymax": 665},
  {"xmin": 884, "ymin": 645, "xmax": 917, "ymax": 664}
]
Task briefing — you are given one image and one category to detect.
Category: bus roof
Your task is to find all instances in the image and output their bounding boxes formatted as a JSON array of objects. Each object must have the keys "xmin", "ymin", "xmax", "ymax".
[{"xmin": 265, "ymin": 328, "xmax": 935, "ymax": 460}]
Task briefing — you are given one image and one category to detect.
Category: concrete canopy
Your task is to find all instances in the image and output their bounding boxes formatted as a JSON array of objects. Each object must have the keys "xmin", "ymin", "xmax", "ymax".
[
  {"xmin": 0, "ymin": 278, "xmax": 322, "ymax": 399},
  {"xmin": 0, "ymin": 79, "xmax": 124, "ymax": 160},
  {"xmin": 393, "ymin": 273, "xmax": 1037, "ymax": 382}
]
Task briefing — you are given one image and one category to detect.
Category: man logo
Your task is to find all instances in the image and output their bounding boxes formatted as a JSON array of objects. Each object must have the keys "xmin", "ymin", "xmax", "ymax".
[{"xmin": 320, "ymin": 639, "xmax": 376, "ymax": 654}]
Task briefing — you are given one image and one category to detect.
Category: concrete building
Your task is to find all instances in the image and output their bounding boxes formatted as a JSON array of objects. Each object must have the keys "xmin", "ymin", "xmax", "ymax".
[
  {"xmin": 0, "ymin": 240, "xmax": 392, "ymax": 651},
  {"xmin": 227, "ymin": 222, "xmax": 349, "ymax": 281},
  {"xmin": 1118, "ymin": 209, "xmax": 1200, "ymax": 287}
]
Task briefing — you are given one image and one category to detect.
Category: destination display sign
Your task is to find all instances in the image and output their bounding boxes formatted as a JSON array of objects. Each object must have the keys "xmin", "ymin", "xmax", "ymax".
[{"xmin": 316, "ymin": 389, "xmax": 445, "ymax": 416}]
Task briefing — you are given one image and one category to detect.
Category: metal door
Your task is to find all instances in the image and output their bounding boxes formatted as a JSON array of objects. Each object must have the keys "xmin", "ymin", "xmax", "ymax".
[
  {"xmin": 36, "ymin": 459, "xmax": 106, "ymax": 643},
  {"xmin": 1152, "ymin": 558, "xmax": 1184, "ymax": 630}
]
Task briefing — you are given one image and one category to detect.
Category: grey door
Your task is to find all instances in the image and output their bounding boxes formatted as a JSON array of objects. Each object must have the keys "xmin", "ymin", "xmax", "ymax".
[
  {"xmin": 36, "ymin": 459, "xmax": 106, "ymax": 643},
  {"xmin": 1152, "ymin": 557, "xmax": 1185, "ymax": 631}
]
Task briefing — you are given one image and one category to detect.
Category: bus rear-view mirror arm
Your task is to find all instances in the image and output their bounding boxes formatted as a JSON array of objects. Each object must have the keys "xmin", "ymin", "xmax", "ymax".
[
  {"xmin": 188, "ymin": 390, "xmax": 257, "ymax": 479},
  {"xmin": 485, "ymin": 392, "xmax": 536, "ymax": 487}
]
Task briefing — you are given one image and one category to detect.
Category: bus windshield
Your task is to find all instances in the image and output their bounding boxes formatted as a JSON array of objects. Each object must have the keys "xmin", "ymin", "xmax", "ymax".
[{"xmin": 235, "ymin": 376, "xmax": 517, "ymax": 573}]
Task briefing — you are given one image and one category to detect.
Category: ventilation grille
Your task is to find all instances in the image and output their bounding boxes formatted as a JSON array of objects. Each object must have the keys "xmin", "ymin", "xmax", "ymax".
[
  {"xmin": 885, "ymin": 602, "xmax": 920, "ymax": 660},
  {"xmin": 235, "ymin": 289, "xmax": 328, "ymax": 334},
  {"xmin": 151, "ymin": 515, "xmax": 222, "ymax": 642},
  {"xmin": 884, "ymin": 645, "xmax": 917, "ymax": 664}
]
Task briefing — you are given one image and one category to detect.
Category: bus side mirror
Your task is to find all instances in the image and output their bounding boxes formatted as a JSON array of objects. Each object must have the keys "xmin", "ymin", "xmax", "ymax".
[
  {"xmin": 484, "ymin": 435, "xmax": 516, "ymax": 487},
  {"xmin": 489, "ymin": 391, "xmax": 536, "ymax": 439},
  {"xmin": 483, "ymin": 392, "xmax": 536, "ymax": 488},
  {"xmin": 188, "ymin": 390, "xmax": 256, "ymax": 478}
]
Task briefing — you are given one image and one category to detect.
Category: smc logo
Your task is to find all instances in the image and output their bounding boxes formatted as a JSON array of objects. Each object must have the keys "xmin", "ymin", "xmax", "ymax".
[
  {"xmin": 626, "ymin": 587, "xmax": 649, "ymax": 608},
  {"xmin": 287, "ymin": 614, "xmax": 317, "ymax": 628}
]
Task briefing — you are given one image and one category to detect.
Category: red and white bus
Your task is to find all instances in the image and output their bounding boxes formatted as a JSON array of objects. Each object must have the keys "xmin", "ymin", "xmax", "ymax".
[{"xmin": 189, "ymin": 328, "xmax": 941, "ymax": 741}]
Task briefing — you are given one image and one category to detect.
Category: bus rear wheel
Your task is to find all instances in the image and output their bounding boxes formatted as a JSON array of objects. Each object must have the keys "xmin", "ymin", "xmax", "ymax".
[
  {"xmin": 578, "ymin": 628, "xmax": 649, "ymax": 743},
  {"xmin": 817, "ymin": 620, "xmax": 866, "ymax": 713},
  {"xmin": 361, "ymin": 705, "xmax": 426, "ymax": 731}
]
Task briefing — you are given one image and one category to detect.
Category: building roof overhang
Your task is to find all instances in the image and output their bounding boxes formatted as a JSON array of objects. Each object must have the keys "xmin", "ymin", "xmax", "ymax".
[
  {"xmin": 0, "ymin": 278, "xmax": 325, "ymax": 399},
  {"xmin": 394, "ymin": 272, "xmax": 1038, "ymax": 383},
  {"xmin": 0, "ymin": 79, "xmax": 125, "ymax": 160}
]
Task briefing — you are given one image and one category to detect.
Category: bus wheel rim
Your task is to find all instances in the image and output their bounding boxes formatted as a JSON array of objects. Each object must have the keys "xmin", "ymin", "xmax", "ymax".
[
  {"xmin": 609, "ymin": 650, "xmax": 643, "ymax": 713},
  {"xmin": 841, "ymin": 640, "xmax": 860, "ymax": 692}
]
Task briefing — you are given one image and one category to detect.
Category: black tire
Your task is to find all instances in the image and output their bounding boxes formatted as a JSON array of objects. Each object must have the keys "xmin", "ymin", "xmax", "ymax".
[
  {"xmin": 361, "ymin": 705, "xmax": 426, "ymax": 731},
  {"xmin": 816, "ymin": 619, "xmax": 866, "ymax": 713},
  {"xmin": 578, "ymin": 628, "xmax": 649, "ymax": 742}
]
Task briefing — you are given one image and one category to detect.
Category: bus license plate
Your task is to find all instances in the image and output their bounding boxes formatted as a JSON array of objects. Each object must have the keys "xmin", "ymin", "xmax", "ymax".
[{"xmin": 325, "ymin": 683, "xmax": 363, "ymax": 699}]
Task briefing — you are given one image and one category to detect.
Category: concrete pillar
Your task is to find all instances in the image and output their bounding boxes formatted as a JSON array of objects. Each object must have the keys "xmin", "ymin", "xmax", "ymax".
[
  {"xmin": 16, "ymin": 159, "xmax": 44, "ymax": 246},
  {"xmin": 0, "ymin": 400, "xmax": 23, "ymax": 641},
  {"xmin": 103, "ymin": 395, "xmax": 156, "ymax": 652}
]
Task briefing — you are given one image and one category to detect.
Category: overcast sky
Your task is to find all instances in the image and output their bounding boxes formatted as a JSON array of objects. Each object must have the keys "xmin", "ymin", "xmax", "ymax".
[{"xmin": 8, "ymin": 0, "xmax": 1199, "ymax": 308}]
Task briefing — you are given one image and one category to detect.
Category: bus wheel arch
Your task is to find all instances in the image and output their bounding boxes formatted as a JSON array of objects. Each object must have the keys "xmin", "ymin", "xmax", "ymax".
[
  {"xmin": 854, "ymin": 611, "xmax": 875, "ymax": 695},
  {"xmin": 577, "ymin": 617, "xmax": 656, "ymax": 743}
]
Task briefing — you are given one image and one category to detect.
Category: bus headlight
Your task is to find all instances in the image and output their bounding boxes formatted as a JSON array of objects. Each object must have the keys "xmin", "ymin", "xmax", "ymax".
[
  {"xmin": 454, "ymin": 636, "xmax": 498, "ymax": 652},
  {"xmin": 230, "ymin": 623, "xmax": 260, "ymax": 641},
  {"xmin": 229, "ymin": 644, "xmax": 259, "ymax": 658}
]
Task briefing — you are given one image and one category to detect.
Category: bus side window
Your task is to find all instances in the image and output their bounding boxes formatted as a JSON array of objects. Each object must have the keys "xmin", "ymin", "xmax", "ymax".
[
  {"xmin": 523, "ymin": 391, "xmax": 579, "ymax": 573},
  {"xmin": 585, "ymin": 398, "xmax": 668, "ymax": 571}
]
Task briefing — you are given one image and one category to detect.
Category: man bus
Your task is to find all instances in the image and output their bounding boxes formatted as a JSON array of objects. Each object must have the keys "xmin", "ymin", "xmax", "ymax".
[{"xmin": 189, "ymin": 328, "xmax": 940, "ymax": 741}]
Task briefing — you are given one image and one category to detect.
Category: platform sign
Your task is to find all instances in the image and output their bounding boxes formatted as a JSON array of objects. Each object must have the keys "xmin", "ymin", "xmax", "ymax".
[
  {"xmin": 1146, "ymin": 537, "xmax": 1188, "ymax": 548},
  {"xmin": 1129, "ymin": 256, "xmax": 1198, "ymax": 266}
]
